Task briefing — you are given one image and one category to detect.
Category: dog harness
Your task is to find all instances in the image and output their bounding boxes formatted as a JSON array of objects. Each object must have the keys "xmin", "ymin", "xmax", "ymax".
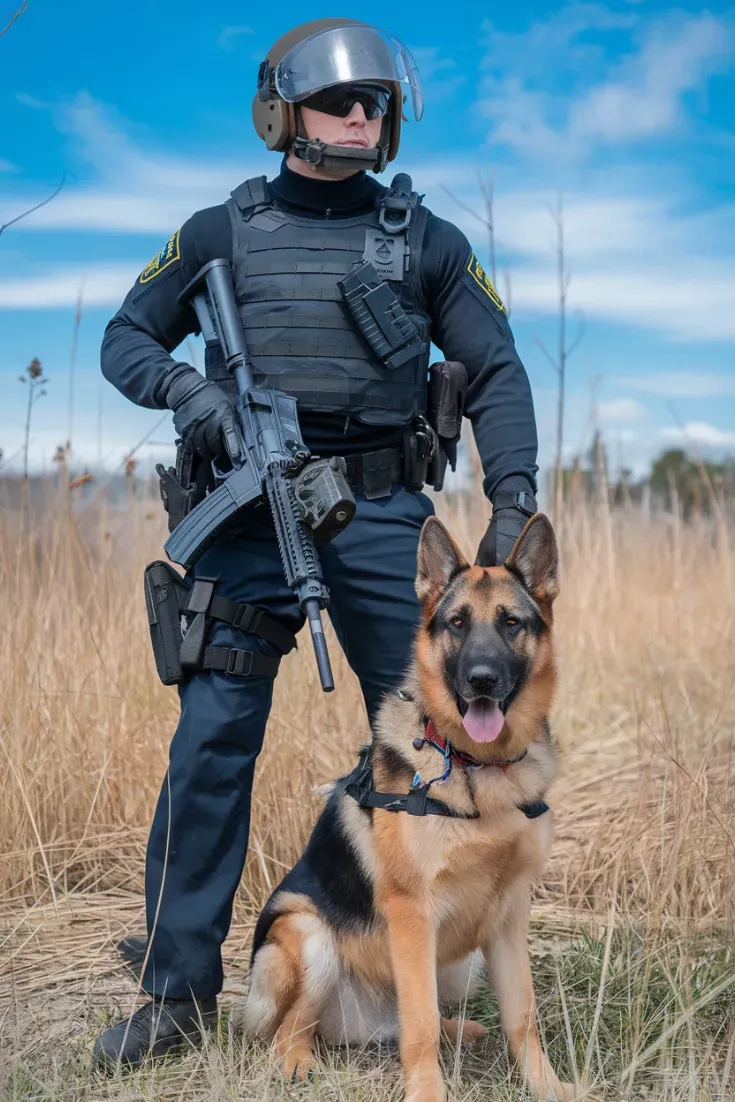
[{"xmin": 345, "ymin": 695, "xmax": 550, "ymax": 821}]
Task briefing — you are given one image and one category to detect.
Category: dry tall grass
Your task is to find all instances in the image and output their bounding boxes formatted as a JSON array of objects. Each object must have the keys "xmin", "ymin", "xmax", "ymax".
[{"xmin": 1, "ymin": 475, "xmax": 734, "ymax": 1100}]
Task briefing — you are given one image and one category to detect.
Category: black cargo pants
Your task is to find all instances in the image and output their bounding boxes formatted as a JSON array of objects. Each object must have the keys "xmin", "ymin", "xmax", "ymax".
[{"xmin": 142, "ymin": 487, "xmax": 434, "ymax": 998}]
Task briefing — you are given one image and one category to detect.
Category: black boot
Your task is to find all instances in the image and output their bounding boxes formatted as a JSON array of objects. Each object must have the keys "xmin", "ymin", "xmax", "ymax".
[{"xmin": 92, "ymin": 996, "xmax": 218, "ymax": 1071}]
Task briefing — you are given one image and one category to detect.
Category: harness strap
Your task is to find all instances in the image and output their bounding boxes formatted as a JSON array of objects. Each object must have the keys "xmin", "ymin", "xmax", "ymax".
[
  {"xmin": 518, "ymin": 799, "xmax": 550, "ymax": 819},
  {"xmin": 344, "ymin": 746, "xmax": 479, "ymax": 820},
  {"xmin": 344, "ymin": 744, "xmax": 549, "ymax": 822}
]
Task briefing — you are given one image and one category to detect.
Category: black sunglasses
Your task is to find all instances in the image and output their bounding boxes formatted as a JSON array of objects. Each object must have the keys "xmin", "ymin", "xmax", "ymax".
[{"xmin": 300, "ymin": 83, "xmax": 391, "ymax": 121}]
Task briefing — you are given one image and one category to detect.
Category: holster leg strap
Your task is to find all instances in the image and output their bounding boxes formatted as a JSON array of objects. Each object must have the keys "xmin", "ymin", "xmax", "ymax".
[
  {"xmin": 207, "ymin": 595, "xmax": 297, "ymax": 654},
  {"xmin": 200, "ymin": 646, "xmax": 281, "ymax": 679}
]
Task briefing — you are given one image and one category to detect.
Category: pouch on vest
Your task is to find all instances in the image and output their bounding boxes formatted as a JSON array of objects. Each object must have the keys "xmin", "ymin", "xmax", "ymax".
[
  {"xmin": 143, "ymin": 561, "xmax": 188, "ymax": 685},
  {"xmin": 338, "ymin": 261, "xmax": 427, "ymax": 370}
]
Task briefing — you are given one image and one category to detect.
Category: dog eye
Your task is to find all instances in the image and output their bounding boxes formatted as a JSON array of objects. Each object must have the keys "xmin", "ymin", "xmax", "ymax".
[
  {"xmin": 449, "ymin": 616, "xmax": 464, "ymax": 631},
  {"xmin": 505, "ymin": 617, "xmax": 520, "ymax": 629}
]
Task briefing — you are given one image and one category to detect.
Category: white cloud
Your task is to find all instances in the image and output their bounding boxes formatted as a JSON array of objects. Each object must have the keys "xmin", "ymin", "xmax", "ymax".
[
  {"xmin": 598, "ymin": 398, "xmax": 647, "ymax": 421},
  {"xmin": 661, "ymin": 422, "xmax": 735, "ymax": 448},
  {"xmin": 2, "ymin": 94, "xmax": 735, "ymax": 353},
  {"xmin": 509, "ymin": 263, "xmax": 735, "ymax": 343},
  {"xmin": 620, "ymin": 371, "xmax": 735, "ymax": 398},
  {"xmin": 479, "ymin": 8, "xmax": 733, "ymax": 163},
  {"xmin": 0, "ymin": 264, "xmax": 137, "ymax": 308},
  {"xmin": 409, "ymin": 46, "xmax": 466, "ymax": 99},
  {"xmin": 15, "ymin": 92, "xmax": 48, "ymax": 110},
  {"xmin": 2, "ymin": 94, "xmax": 269, "ymax": 234},
  {"xmin": 218, "ymin": 25, "xmax": 254, "ymax": 51},
  {"xmin": 569, "ymin": 14, "xmax": 730, "ymax": 145}
]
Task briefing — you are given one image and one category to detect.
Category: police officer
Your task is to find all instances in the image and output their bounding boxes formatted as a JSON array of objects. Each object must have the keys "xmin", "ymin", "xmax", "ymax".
[{"xmin": 94, "ymin": 18, "xmax": 539, "ymax": 1069}]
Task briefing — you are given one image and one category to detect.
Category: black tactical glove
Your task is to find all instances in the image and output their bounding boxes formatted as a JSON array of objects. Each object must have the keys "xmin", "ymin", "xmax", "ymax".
[
  {"xmin": 476, "ymin": 490, "xmax": 537, "ymax": 566},
  {"xmin": 164, "ymin": 366, "xmax": 244, "ymax": 468}
]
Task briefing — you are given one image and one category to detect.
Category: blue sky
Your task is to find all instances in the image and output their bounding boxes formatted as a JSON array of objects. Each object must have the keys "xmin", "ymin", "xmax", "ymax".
[{"xmin": 1, "ymin": 0, "xmax": 733, "ymax": 478}]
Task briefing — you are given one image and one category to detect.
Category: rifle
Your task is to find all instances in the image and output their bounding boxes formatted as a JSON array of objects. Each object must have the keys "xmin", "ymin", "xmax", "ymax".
[{"xmin": 163, "ymin": 259, "xmax": 356, "ymax": 692}]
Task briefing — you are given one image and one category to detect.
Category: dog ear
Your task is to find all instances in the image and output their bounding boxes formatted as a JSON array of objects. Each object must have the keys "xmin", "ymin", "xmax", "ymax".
[
  {"xmin": 504, "ymin": 513, "xmax": 559, "ymax": 603},
  {"xmin": 416, "ymin": 517, "xmax": 469, "ymax": 604}
]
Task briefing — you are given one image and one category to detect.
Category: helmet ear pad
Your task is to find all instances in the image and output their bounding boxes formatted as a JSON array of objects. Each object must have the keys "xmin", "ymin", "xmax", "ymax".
[
  {"xmin": 252, "ymin": 95, "xmax": 296, "ymax": 152},
  {"xmin": 385, "ymin": 89, "xmax": 402, "ymax": 163},
  {"xmin": 253, "ymin": 86, "xmax": 402, "ymax": 168}
]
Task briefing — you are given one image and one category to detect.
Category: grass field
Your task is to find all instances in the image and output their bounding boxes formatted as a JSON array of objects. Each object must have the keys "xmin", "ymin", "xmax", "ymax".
[{"xmin": 1, "ymin": 473, "xmax": 734, "ymax": 1100}]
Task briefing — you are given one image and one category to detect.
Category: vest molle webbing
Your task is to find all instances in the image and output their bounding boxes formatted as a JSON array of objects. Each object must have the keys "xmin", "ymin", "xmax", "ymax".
[{"xmin": 203, "ymin": 175, "xmax": 432, "ymax": 427}]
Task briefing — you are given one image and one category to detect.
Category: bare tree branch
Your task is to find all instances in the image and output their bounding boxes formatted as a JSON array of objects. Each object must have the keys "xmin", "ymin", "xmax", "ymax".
[
  {"xmin": 440, "ymin": 184, "xmax": 491, "ymax": 230},
  {"xmin": 476, "ymin": 166, "xmax": 497, "ymax": 288},
  {"xmin": 534, "ymin": 335, "xmax": 560, "ymax": 375},
  {"xmin": 0, "ymin": 173, "xmax": 69, "ymax": 239},
  {"xmin": 536, "ymin": 191, "xmax": 586, "ymax": 521},
  {"xmin": 0, "ymin": 0, "xmax": 27, "ymax": 38},
  {"xmin": 566, "ymin": 312, "xmax": 587, "ymax": 360},
  {"xmin": 502, "ymin": 269, "xmax": 512, "ymax": 319}
]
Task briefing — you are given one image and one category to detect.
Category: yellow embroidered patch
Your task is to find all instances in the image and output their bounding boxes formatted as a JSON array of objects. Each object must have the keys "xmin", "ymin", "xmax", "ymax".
[
  {"xmin": 466, "ymin": 252, "xmax": 506, "ymax": 313},
  {"xmin": 139, "ymin": 229, "xmax": 181, "ymax": 284}
]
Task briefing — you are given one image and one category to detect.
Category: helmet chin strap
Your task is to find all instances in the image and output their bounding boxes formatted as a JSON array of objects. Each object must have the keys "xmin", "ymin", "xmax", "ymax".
[
  {"xmin": 290, "ymin": 105, "xmax": 390, "ymax": 174},
  {"xmin": 291, "ymin": 136, "xmax": 388, "ymax": 173}
]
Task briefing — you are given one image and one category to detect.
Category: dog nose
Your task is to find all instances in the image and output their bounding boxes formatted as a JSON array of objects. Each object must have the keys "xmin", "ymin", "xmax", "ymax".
[{"xmin": 466, "ymin": 665, "xmax": 499, "ymax": 695}]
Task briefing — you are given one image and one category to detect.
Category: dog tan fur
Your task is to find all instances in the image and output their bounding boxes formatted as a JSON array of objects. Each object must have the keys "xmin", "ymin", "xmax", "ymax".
[{"xmin": 234, "ymin": 514, "xmax": 578, "ymax": 1101}]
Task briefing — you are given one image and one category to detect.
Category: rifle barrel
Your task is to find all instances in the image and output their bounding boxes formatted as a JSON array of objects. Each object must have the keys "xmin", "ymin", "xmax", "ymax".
[
  {"xmin": 204, "ymin": 261, "xmax": 256, "ymax": 394},
  {"xmin": 304, "ymin": 598, "xmax": 334, "ymax": 693}
]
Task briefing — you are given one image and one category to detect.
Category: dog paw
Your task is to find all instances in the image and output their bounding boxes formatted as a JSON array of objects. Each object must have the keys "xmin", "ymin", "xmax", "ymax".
[
  {"xmin": 281, "ymin": 1048, "xmax": 315, "ymax": 1083},
  {"xmin": 404, "ymin": 1071, "xmax": 447, "ymax": 1102}
]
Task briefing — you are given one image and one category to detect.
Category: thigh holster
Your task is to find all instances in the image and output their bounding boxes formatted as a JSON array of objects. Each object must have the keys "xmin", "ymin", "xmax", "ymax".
[{"xmin": 143, "ymin": 561, "xmax": 297, "ymax": 686}]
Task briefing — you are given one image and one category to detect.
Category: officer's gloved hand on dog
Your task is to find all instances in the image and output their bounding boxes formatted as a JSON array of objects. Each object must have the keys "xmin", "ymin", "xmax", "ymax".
[
  {"xmin": 476, "ymin": 491, "xmax": 538, "ymax": 567},
  {"xmin": 164, "ymin": 366, "xmax": 245, "ymax": 468}
]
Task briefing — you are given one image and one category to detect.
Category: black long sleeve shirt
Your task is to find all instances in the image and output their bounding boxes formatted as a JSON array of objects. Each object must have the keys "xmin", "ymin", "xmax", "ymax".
[{"xmin": 101, "ymin": 159, "xmax": 538, "ymax": 501}]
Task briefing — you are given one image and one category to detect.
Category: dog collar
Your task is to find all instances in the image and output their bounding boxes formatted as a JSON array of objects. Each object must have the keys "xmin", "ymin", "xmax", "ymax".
[
  {"xmin": 415, "ymin": 718, "xmax": 529, "ymax": 772},
  {"xmin": 394, "ymin": 692, "xmax": 528, "ymax": 771},
  {"xmin": 387, "ymin": 689, "xmax": 548, "ymax": 820}
]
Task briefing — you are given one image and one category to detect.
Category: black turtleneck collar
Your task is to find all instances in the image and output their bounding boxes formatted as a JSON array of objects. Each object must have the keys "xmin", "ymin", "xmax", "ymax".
[{"xmin": 268, "ymin": 157, "xmax": 383, "ymax": 218}]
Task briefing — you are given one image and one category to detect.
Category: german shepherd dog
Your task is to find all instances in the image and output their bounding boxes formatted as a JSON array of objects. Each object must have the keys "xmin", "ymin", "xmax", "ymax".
[{"xmin": 234, "ymin": 513, "xmax": 576, "ymax": 1101}]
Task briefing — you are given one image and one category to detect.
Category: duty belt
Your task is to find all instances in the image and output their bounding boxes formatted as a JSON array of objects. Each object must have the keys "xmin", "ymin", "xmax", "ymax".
[{"xmin": 344, "ymin": 447, "xmax": 403, "ymax": 500}]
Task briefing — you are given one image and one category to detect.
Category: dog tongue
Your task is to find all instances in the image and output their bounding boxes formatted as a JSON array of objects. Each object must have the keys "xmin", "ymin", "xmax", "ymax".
[{"xmin": 462, "ymin": 699, "xmax": 505, "ymax": 743}]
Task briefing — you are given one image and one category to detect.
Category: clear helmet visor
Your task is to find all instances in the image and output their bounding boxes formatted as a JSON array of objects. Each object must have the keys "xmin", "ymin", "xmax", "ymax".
[{"xmin": 275, "ymin": 25, "xmax": 424, "ymax": 121}]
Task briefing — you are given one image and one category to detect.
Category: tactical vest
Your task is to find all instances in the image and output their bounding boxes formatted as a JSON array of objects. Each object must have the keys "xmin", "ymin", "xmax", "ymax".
[{"xmin": 203, "ymin": 175, "xmax": 432, "ymax": 427}]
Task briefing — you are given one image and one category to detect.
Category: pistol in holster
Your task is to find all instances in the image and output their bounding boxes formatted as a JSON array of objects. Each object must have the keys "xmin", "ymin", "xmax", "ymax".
[
  {"xmin": 156, "ymin": 439, "xmax": 214, "ymax": 533},
  {"xmin": 425, "ymin": 360, "xmax": 468, "ymax": 491},
  {"xmin": 402, "ymin": 415, "xmax": 438, "ymax": 493}
]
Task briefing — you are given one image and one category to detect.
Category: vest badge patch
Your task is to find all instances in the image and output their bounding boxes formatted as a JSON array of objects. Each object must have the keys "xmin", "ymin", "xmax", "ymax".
[
  {"xmin": 466, "ymin": 252, "xmax": 506, "ymax": 313},
  {"xmin": 139, "ymin": 229, "xmax": 181, "ymax": 284}
]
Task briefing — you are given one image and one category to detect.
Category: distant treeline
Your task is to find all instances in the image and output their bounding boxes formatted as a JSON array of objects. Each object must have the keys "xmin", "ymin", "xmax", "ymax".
[{"xmin": 551, "ymin": 437, "xmax": 735, "ymax": 518}]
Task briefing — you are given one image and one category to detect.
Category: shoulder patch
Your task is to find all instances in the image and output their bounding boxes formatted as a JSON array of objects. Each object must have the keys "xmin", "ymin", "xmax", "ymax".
[
  {"xmin": 138, "ymin": 229, "xmax": 181, "ymax": 285},
  {"xmin": 466, "ymin": 252, "xmax": 506, "ymax": 313}
]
